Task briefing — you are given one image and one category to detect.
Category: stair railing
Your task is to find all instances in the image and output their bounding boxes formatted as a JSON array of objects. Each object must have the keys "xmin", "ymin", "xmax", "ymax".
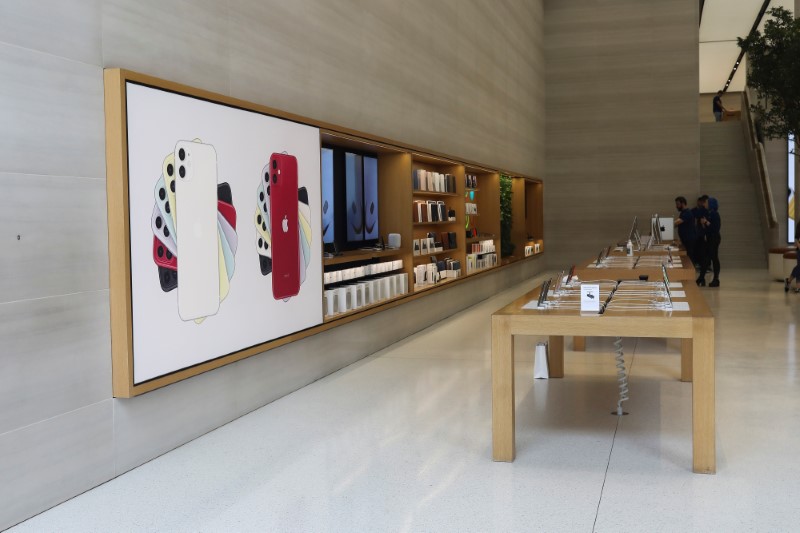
[{"xmin": 740, "ymin": 89, "xmax": 779, "ymax": 249}]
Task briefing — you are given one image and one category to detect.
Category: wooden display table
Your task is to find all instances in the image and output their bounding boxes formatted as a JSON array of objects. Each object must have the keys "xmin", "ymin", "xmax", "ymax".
[
  {"xmin": 607, "ymin": 242, "xmax": 687, "ymax": 257},
  {"xmin": 574, "ymin": 254, "xmax": 696, "ymax": 282},
  {"xmin": 572, "ymin": 253, "xmax": 695, "ymax": 353},
  {"xmin": 491, "ymin": 282, "xmax": 715, "ymax": 473}
]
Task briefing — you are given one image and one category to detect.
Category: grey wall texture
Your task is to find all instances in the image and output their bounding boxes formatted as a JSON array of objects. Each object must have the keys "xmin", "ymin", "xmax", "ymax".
[
  {"xmin": 0, "ymin": 0, "xmax": 545, "ymax": 529},
  {"xmin": 544, "ymin": 0, "xmax": 700, "ymax": 266}
]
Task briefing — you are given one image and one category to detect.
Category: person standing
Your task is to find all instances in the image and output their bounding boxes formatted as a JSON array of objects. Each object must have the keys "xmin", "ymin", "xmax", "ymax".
[
  {"xmin": 674, "ymin": 196, "xmax": 698, "ymax": 265},
  {"xmin": 713, "ymin": 91, "xmax": 727, "ymax": 122},
  {"xmin": 692, "ymin": 195, "xmax": 709, "ymax": 269},
  {"xmin": 698, "ymin": 197, "xmax": 722, "ymax": 287}
]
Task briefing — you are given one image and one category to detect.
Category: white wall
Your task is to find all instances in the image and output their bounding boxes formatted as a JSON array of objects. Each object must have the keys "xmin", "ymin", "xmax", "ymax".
[{"xmin": 0, "ymin": 0, "xmax": 545, "ymax": 528}]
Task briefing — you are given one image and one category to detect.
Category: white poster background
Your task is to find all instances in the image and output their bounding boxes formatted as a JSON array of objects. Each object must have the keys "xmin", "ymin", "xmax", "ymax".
[{"xmin": 127, "ymin": 82, "xmax": 322, "ymax": 384}]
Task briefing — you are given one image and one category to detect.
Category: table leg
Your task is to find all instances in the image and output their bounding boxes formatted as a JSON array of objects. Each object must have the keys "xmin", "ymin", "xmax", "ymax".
[
  {"xmin": 681, "ymin": 338, "xmax": 693, "ymax": 382},
  {"xmin": 492, "ymin": 316, "xmax": 515, "ymax": 462},
  {"xmin": 692, "ymin": 318, "xmax": 715, "ymax": 474},
  {"xmin": 549, "ymin": 336, "xmax": 564, "ymax": 378},
  {"xmin": 573, "ymin": 336, "xmax": 586, "ymax": 352}
]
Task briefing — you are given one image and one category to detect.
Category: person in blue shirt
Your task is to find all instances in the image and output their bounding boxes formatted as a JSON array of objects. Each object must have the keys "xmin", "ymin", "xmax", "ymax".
[
  {"xmin": 674, "ymin": 196, "xmax": 697, "ymax": 265},
  {"xmin": 713, "ymin": 91, "xmax": 727, "ymax": 122},
  {"xmin": 697, "ymin": 197, "xmax": 721, "ymax": 287},
  {"xmin": 692, "ymin": 195, "xmax": 709, "ymax": 269},
  {"xmin": 692, "ymin": 195, "xmax": 709, "ymax": 221}
]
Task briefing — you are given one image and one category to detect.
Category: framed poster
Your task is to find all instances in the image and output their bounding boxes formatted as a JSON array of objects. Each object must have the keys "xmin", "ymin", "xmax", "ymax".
[{"xmin": 105, "ymin": 70, "xmax": 322, "ymax": 395}]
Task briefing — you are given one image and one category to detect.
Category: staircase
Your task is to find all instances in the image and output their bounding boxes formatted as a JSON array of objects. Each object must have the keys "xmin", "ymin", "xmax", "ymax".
[{"xmin": 699, "ymin": 122, "xmax": 767, "ymax": 268}]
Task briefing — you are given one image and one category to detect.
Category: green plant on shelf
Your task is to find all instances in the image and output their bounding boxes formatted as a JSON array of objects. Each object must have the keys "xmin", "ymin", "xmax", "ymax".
[{"xmin": 500, "ymin": 174, "xmax": 514, "ymax": 257}]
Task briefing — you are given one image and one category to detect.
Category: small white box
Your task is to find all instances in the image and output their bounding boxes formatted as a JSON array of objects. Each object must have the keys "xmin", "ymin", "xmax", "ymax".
[
  {"xmin": 534, "ymin": 342, "xmax": 549, "ymax": 379},
  {"xmin": 336, "ymin": 286, "xmax": 348, "ymax": 313},
  {"xmin": 324, "ymin": 289, "xmax": 336, "ymax": 316}
]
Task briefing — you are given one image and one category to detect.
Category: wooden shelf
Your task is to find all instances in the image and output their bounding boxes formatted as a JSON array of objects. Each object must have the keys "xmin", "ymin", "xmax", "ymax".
[
  {"xmin": 466, "ymin": 188, "xmax": 480, "ymax": 192},
  {"xmin": 465, "ymin": 264, "xmax": 499, "ymax": 277},
  {"xmin": 501, "ymin": 250, "xmax": 545, "ymax": 266},
  {"xmin": 411, "ymin": 152, "xmax": 461, "ymax": 166},
  {"xmin": 466, "ymin": 235, "xmax": 496, "ymax": 244},
  {"xmin": 323, "ymin": 248, "xmax": 404, "ymax": 266},
  {"xmin": 414, "ymin": 220, "xmax": 458, "ymax": 226},
  {"xmin": 413, "ymin": 251, "xmax": 457, "ymax": 261},
  {"xmin": 323, "ymin": 268, "xmax": 405, "ymax": 288},
  {"xmin": 320, "ymin": 130, "xmax": 405, "ymax": 155},
  {"xmin": 323, "ymin": 292, "xmax": 408, "ymax": 323},
  {"xmin": 413, "ymin": 277, "xmax": 460, "ymax": 293},
  {"xmin": 465, "ymin": 213, "xmax": 480, "ymax": 217},
  {"xmin": 412, "ymin": 190, "xmax": 459, "ymax": 198}
]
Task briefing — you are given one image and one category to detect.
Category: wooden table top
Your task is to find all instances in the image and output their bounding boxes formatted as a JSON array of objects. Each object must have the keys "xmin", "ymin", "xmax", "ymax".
[
  {"xmin": 493, "ymin": 281, "xmax": 712, "ymax": 337},
  {"xmin": 574, "ymin": 253, "xmax": 696, "ymax": 282},
  {"xmin": 607, "ymin": 242, "xmax": 688, "ymax": 256}
]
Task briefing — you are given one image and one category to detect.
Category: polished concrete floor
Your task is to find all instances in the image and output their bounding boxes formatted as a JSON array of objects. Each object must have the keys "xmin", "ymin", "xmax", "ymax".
[{"xmin": 11, "ymin": 270, "xmax": 800, "ymax": 532}]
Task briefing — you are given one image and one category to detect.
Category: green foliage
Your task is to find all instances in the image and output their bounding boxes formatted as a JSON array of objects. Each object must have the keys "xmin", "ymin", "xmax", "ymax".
[
  {"xmin": 500, "ymin": 174, "xmax": 515, "ymax": 257},
  {"xmin": 738, "ymin": 7, "xmax": 800, "ymax": 150}
]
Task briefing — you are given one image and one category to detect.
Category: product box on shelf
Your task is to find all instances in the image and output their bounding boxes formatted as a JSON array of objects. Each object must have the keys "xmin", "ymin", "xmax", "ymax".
[
  {"xmin": 323, "ymin": 259, "xmax": 403, "ymax": 285},
  {"xmin": 323, "ymin": 270, "xmax": 409, "ymax": 317},
  {"xmin": 413, "ymin": 169, "xmax": 457, "ymax": 194},
  {"xmin": 470, "ymin": 239, "xmax": 495, "ymax": 254},
  {"xmin": 466, "ymin": 252, "xmax": 497, "ymax": 274}
]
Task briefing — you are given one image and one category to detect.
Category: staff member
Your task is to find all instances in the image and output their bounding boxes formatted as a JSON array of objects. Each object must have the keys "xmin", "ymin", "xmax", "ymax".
[
  {"xmin": 713, "ymin": 91, "xmax": 727, "ymax": 122},
  {"xmin": 693, "ymin": 195, "xmax": 709, "ymax": 270},
  {"xmin": 674, "ymin": 196, "xmax": 697, "ymax": 265},
  {"xmin": 697, "ymin": 197, "xmax": 721, "ymax": 287}
]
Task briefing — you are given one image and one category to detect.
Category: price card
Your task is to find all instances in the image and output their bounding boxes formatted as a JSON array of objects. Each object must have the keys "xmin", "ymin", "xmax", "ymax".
[{"xmin": 581, "ymin": 283, "xmax": 601, "ymax": 312}]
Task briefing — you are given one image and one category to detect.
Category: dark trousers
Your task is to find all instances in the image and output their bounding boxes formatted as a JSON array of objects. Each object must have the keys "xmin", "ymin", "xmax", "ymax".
[
  {"xmin": 700, "ymin": 234, "xmax": 721, "ymax": 280},
  {"xmin": 681, "ymin": 238, "xmax": 698, "ymax": 265},
  {"xmin": 694, "ymin": 237, "xmax": 707, "ymax": 270}
]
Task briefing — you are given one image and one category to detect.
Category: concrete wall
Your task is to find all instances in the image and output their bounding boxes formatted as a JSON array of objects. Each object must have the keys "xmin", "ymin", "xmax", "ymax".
[
  {"xmin": 544, "ymin": 0, "xmax": 700, "ymax": 266},
  {"xmin": 0, "ymin": 0, "xmax": 545, "ymax": 528}
]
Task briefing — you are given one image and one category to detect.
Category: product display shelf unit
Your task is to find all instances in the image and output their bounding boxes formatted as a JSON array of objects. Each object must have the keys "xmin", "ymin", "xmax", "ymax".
[
  {"xmin": 320, "ymin": 131, "xmax": 414, "ymax": 318},
  {"xmin": 464, "ymin": 167, "xmax": 501, "ymax": 276},
  {"xmin": 410, "ymin": 153, "xmax": 466, "ymax": 290},
  {"xmin": 105, "ymin": 69, "xmax": 544, "ymax": 396},
  {"xmin": 509, "ymin": 176, "xmax": 545, "ymax": 263}
]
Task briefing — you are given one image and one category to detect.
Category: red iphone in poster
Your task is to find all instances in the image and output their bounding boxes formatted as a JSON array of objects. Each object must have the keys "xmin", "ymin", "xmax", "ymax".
[{"xmin": 269, "ymin": 153, "xmax": 300, "ymax": 300}]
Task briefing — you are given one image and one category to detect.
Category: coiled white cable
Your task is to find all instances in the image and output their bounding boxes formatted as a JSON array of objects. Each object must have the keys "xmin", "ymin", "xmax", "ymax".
[{"xmin": 614, "ymin": 336, "xmax": 629, "ymax": 416}]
